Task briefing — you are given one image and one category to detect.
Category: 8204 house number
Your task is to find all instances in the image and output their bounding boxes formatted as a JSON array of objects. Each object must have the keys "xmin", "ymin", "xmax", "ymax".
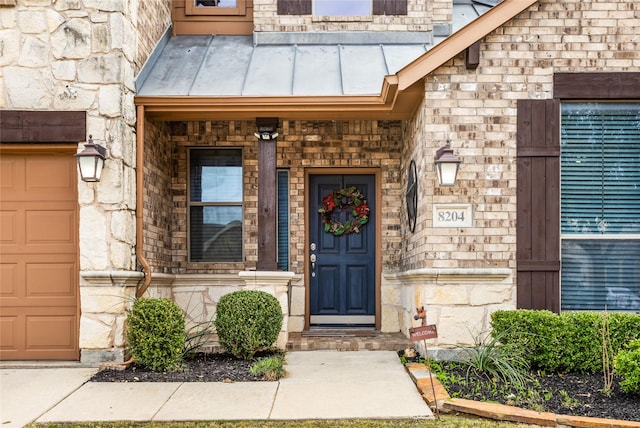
[{"xmin": 433, "ymin": 204, "xmax": 473, "ymax": 228}]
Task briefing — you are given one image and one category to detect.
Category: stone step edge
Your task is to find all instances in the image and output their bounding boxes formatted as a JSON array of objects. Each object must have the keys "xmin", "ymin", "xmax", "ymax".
[{"xmin": 404, "ymin": 363, "xmax": 640, "ymax": 428}]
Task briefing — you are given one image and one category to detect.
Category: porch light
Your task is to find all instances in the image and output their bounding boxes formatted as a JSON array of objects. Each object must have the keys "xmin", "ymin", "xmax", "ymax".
[
  {"xmin": 75, "ymin": 135, "xmax": 106, "ymax": 182},
  {"xmin": 435, "ymin": 142, "xmax": 461, "ymax": 186},
  {"xmin": 254, "ymin": 131, "xmax": 279, "ymax": 140}
]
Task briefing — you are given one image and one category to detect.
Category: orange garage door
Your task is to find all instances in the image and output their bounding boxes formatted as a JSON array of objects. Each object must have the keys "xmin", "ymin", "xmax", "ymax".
[{"xmin": 1, "ymin": 148, "xmax": 79, "ymax": 360}]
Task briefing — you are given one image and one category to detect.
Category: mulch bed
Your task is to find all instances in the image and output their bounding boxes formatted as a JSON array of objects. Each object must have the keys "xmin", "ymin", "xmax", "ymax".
[
  {"xmin": 91, "ymin": 352, "xmax": 640, "ymax": 422},
  {"xmin": 90, "ymin": 352, "xmax": 272, "ymax": 383},
  {"xmin": 438, "ymin": 363, "xmax": 640, "ymax": 422}
]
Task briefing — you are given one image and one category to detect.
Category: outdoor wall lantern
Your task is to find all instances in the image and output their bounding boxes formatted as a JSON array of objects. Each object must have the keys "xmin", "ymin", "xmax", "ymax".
[
  {"xmin": 434, "ymin": 142, "xmax": 461, "ymax": 186},
  {"xmin": 254, "ymin": 131, "xmax": 279, "ymax": 140},
  {"xmin": 75, "ymin": 135, "xmax": 106, "ymax": 182}
]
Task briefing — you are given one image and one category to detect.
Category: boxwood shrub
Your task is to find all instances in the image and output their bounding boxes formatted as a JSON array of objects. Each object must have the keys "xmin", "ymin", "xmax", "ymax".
[
  {"xmin": 215, "ymin": 290, "xmax": 283, "ymax": 360},
  {"xmin": 614, "ymin": 339, "xmax": 640, "ymax": 394},
  {"xmin": 491, "ymin": 310, "xmax": 640, "ymax": 374},
  {"xmin": 127, "ymin": 298, "xmax": 186, "ymax": 371}
]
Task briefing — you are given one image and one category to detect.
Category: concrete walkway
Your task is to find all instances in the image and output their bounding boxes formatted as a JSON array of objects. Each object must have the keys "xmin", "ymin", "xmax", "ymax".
[{"xmin": 0, "ymin": 351, "xmax": 433, "ymax": 427}]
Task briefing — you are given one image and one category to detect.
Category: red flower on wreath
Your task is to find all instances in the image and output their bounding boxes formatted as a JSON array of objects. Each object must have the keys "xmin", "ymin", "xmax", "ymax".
[
  {"xmin": 319, "ymin": 186, "xmax": 369, "ymax": 236},
  {"xmin": 355, "ymin": 203, "xmax": 369, "ymax": 217},
  {"xmin": 322, "ymin": 193, "xmax": 336, "ymax": 211}
]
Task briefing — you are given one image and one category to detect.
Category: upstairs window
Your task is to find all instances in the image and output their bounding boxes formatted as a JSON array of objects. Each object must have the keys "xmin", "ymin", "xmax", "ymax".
[
  {"xmin": 277, "ymin": 0, "xmax": 406, "ymax": 16},
  {"xmin": 314, "ymin": 0, "xmax": 370, "ymax": 16},
  {"xmin": 187, "ymin": 0, "xmax": 247, "ymax": 16},
  {"xmin": 189, "ymin": 149, "xmax": 243, "ymax": 262},
  {"xmin": 560, "ymin": 102, "xmax": 640, "ymax": 311}
]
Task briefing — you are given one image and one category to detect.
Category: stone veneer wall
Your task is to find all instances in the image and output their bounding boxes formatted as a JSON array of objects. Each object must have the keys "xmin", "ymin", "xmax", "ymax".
[
  {"xmin": 252, "ymin": 0, "xmax": 432, "ymax": 33},
  {"xmin": 391, "ymin": 0, "xmax": 640, "ymax": 352},
  {"xmin": 0, "ymin": 0, "xmax": 172, "ymax": 363}
]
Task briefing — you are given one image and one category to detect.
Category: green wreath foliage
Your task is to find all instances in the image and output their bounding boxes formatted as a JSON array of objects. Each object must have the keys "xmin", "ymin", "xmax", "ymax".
[{"xmin": 319, "ymin": 186, "xmax": 370, "ymax": 236}]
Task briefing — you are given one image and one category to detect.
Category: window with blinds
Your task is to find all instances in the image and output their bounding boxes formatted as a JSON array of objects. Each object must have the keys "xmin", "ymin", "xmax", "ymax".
[
  {"xmin": 560, "ymin": 103, "xmax": 640, "ymax": 311},
  {"xmin": 189, "ymin": 149, "xmax": 243, "ymax": 262},
  {"xmin": 277, "ymin": 170, "xmax": 290, "ymax": 271}
]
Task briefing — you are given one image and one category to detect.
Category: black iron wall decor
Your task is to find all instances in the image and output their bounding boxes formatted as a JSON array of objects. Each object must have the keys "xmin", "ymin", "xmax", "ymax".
[{"xmin": 406, "ymin": 159, "xmax": 418, "ymax": 233}]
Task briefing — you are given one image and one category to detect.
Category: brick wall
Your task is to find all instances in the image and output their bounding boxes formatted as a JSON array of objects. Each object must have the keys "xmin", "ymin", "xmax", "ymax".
[
  {"xmin": 401, "ymin": 0, "xmax": 640, "ymax": 272},
  {"xmin": 432, "ymin": 0, "xmax": 451, "ymax": 27},
  {"xmin": 253, "ymin": 0, "xmax": 432, "ymax": 33},
  {"xmin": 392, "ymin": 0, "xmax": 640, "ymax": 346},
  {"xmin": 136, "ymin": 0, "xmax": 172, "ymax": 71},
  {"xmin": 158, "ymin": 119, "xmax": 404, "ymax": 274},
  {"xmin": 143, "ymin": 119, "xmax": 174, "ymax": 274}
]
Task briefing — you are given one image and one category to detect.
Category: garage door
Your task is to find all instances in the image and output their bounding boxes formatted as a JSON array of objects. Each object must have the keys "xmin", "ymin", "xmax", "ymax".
[{"xmin": 0, "ymin": 148, "xmax": 79, "ymax": 360}]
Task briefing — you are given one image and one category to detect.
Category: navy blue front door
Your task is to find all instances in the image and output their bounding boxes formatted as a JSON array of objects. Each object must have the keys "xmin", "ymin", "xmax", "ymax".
[{"xmin": 309, "ymin": 174, "xmax": 376, "ymax": 326}]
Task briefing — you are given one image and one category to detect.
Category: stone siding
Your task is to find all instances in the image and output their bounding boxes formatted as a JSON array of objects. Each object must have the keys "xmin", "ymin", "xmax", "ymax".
[
  {"xmin": 395, "ymin": 0, "xmax": 640, "ymax": 348},
  {"xmin": 253, "ymin": 0, "xmax": 432, "ymax": 34},
  {"xmin": 0, "ymin": 0, "xmax": 171, "ymax": 363}
]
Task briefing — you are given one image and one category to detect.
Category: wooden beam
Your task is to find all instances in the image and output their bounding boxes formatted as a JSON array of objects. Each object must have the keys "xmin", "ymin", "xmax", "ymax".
[
  {"xmin": 554, "ymin": 72, "xmax": 640, "ymax": 99},
  {"xmin": 256, "ymin": 118, "xmax": 279, "ymax": 271},
  {"xmin": 0, "ymin": 110, "xmax": 85, "ymax": 143},
  {"xmin": 465, "ymin": 41, "xmax": 480, "ymax": 69}
]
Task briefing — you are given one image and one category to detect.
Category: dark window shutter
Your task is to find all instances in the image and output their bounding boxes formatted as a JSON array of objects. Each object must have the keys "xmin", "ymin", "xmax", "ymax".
[
  {"xmin": 277, "ymin": 0, "xmax": 311, "ymax": 15},
  {"xmin": 373, "ymin": 0, "xmax": 407, "ymax": 15},
  {"xmin": 516, "ymin": 99, "xmax": 561, "ymax": 312}
]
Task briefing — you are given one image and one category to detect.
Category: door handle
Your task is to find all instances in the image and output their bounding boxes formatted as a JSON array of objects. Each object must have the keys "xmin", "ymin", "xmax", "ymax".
[{"xmin": 310, "ymin": 254, "xmax": 316, "ymax": 278}]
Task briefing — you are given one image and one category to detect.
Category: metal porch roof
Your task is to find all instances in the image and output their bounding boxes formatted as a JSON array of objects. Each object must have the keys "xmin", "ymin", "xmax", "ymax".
[{"xmin": 136, "ymin": 1, "xmax": 496, "ymax": 98}]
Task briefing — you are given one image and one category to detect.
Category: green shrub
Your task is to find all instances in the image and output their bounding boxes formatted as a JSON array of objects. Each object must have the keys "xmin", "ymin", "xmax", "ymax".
[
  {"xmin": 127, "ymin": 298, "xmax": 186, "ymax": 371},
  {"xmin": 608, "ymin": 312, "xmax": 640, "ymax": 351},
  {"xmin": 250, "ymin": 353, "xmax": 287, "ymax": 380},
  {"xmin": 491, "ymin": 310, "xmax": 640, "ymax": 374},
  {"xmin": 614, "ymin": 339, "xmax": 640, "ymax": 394},
  {"xmin": 560, "ymin": 312, "xmax": 602, "ymax": 373},
  {"xmin": 214, "ymin": 290, "xmax": 283, "ymax": 359},
  {"xmin": 455, "ymin": 329, "xmax": 531, "ymax": 388},
  {"xmin": 490, "ymin": 310, "xmax": 564, "ymax": 371}
]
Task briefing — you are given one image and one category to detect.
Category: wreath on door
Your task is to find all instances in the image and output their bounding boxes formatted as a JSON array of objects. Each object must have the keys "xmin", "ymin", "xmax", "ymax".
[{"xmin": 319, "ymin": 186, "xmax": 369, "ymax": 236}]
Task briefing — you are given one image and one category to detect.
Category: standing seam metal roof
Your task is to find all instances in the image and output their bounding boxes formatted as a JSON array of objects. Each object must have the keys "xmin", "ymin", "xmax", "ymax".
[{"xmin": 136, "ymin": 1, "xmax": 495, "ymax": 98}]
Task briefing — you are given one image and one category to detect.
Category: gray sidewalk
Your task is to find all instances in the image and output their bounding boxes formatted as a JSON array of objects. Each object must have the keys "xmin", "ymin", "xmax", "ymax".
[{"xmin": 1, "ymin": 350, "xmax": 433, "ymax": 427}]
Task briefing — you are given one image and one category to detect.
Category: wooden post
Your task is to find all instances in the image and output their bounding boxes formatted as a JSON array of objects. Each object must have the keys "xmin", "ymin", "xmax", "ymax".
[{"xmin": 256, "ymin": 118, "xmax": 279, "ymax": 271}]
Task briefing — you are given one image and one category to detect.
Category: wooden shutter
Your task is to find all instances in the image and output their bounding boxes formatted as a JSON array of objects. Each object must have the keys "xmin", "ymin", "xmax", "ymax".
[
  {"xmin": 277, "ymin": 0, "xmax": 311, "ymax": 15},
  {"xmin": 373, "ymin": 0, "xmax": 408, "ymax": 15},
  {"xmin": 516, "ymin": 99, "xmax": 560, "ymax": 312}
]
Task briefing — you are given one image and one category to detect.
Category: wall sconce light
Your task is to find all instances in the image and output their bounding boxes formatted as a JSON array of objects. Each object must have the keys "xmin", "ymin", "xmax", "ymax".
[
  {"xmin": 254, "ymin": 131, "xmax": 279, "ymax": 140},
  {"xmin": 75, "ymin": 135, "xmax": 106, "ymax": 182},
  {"xmin": 435, "ymin": 142, "xmax": 461, "ymax": 186}
]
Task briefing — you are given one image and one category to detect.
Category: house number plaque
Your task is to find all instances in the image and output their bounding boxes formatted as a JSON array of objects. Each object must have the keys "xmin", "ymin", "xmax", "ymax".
[{"xmin": 433, "ymin": 204, "xmax": 472, "ymax": 228}]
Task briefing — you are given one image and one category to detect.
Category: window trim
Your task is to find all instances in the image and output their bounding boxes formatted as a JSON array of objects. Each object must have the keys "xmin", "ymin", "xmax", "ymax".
[
  {"xmin": 186, "ymin": 0, "xmax": 247, "ymax": 16},
  {"xmin": 187, "ymin": 147, "xmax": 245, "ymax": 264}
]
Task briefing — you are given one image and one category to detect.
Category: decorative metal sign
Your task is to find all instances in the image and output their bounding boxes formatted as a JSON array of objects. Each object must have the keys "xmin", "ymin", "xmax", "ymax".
[
  {"xmin": 409, "ymin": 306, "xmax": 440, "ymax": 419},
  {"xmin": 410, "ymin": 324, "xmax": 438, "ymax": 341}
]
